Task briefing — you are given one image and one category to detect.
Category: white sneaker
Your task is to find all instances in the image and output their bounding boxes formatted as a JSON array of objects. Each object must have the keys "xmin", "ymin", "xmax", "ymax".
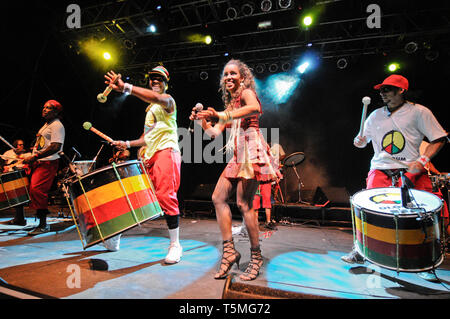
[
  {"xmin": 102, "ymin": 234, "xmax": 121, "ymax": 252},
  {"xmin": 164, "ymin": 243, "xmax": 182, "ymax": 264}
]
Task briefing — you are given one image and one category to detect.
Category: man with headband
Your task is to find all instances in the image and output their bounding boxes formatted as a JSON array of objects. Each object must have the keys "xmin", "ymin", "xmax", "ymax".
[
  {"xmin": 18, "ymin": 100, "xmax": 65, "ymax": 234},
  {"xmin": 104, "ymin": 66, "xmax": 182, "ymax": 264}
]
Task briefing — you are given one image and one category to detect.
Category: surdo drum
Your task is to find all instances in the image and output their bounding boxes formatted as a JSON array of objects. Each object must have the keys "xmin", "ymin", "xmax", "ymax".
[
  {"xmin": 350, "ymin": 187, "xmax": 444, "ymax": 272},
  {"xmin": 68, "ymin": 160, "xmax": 163, "ymax": 249},
  {"xmin": 0, "ymin": 169, "xmax": 30, "ymax": 211}
]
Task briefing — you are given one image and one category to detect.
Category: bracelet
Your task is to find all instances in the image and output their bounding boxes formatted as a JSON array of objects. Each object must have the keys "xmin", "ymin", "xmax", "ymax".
[
  {"xmin": 125, "ymin": 140, "xmax": 131, "ymax": 149},
  {"xmin": 217, "ymin": 110, "xmax": 233, "ymax": 124},
  {"xmin": 123, "ymin": 83, "xmax": 133, "ymax": 95},
  {"xmin": 417, "ymin": 155, "xmax": 430, "ymax": 166}
]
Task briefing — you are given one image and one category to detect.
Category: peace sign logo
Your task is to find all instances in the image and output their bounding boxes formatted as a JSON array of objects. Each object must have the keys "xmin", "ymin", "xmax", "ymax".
[{"xmin": 381, "ymin": 130, "xmax": 405, "ymax": 155}]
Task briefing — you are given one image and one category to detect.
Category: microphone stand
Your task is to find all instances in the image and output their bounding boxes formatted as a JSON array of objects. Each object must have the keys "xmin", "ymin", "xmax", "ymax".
[{"xmin": 291, "ymin": 161, "xmax": 309, "ymax": 204}]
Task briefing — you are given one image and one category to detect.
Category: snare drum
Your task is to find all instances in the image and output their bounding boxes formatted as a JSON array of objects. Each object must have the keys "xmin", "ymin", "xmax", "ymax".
[
  {"xmin": 0, "ymin": 169, "xmax": 30, "ymax": 211},
  {"xmin": 69, "ymin": 160, "xmax": 163, "ymax": 249},
  {"xmin": 73, "ymin": 160, "xmax": 96, "ymax": 175},
  {"xmin": 351, "ymin": 187, "xmax": 444, "ymax": 272}
]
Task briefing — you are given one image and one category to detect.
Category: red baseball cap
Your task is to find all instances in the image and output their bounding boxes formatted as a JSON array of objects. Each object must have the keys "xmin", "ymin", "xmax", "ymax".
[
  {"xmin": 374, "ymin": 74, "xmax": 409, "ymax": 91},
  {"xmin": 44, "ymin": 100, "xmax": 63, "ymax": 113}
]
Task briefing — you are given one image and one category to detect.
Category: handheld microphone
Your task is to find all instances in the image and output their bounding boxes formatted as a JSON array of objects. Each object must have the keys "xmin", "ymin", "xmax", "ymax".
[
  {"xmin": 97, "ymin": 73, "xmax": 121, "ymax": 103},
  {"xmin": 83, "ymin": 122, "xmax": 114, "ymax": 143},
  {"xmin": 189, "ymin": 103, "xmax": 204, "ymax": 133}
]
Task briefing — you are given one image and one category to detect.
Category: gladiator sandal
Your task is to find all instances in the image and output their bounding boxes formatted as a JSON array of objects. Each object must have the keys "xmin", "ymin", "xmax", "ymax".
[
  {"xmin": 239, "ymin": 246, "xmax": 263, "ymax": 281},
  {"xmin": 214, "ymin": 239, "xmax": 241, "ymax": 280}
]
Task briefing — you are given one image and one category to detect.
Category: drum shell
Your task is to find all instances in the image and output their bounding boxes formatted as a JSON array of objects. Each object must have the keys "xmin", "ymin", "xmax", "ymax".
[
  {"xmin": 352, "ymin": 200, "xmax": 443, "ymax": 272},
  {"xmin": 69, "ymin": 160, "xmax": 162, "ymax": 248},
  {"xmin": 0, "ymin": 170, "xmax": 30, "ymax": 211}
]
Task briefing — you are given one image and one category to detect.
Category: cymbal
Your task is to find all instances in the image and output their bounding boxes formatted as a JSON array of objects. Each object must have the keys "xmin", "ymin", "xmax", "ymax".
[{"xmin": 283, "ymin": 152, "xmax": 305, "ymax": 167}]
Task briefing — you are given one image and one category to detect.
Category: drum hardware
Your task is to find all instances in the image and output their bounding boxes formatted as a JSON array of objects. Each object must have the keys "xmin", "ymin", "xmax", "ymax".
[
  {"xmin": 88, "ymin": 143, "xmax": 104, "ymax": 173},
  {"xmin": 282, "ymin": 152, "xmax": 310, "ymax": 204}
]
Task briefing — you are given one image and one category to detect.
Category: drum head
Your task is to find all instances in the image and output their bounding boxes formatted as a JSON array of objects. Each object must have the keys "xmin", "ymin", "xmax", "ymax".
[
  {"xmin": 283, "ymin": 152, "xmax": 305, "ymax": 167},
  {"xmin": 351, "ymin": 187, "xmax": 443, "ymax": 214}
]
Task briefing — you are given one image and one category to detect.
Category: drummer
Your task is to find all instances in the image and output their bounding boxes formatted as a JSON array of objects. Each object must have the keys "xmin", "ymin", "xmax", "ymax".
[
  {"xmin": 104, "ymin": 66, "xmax": 183, "ymax": 264},
  {"xmin": 2, "ymin": 100, "xmax": 65, "ymax": 232},
  {"xmin": 341, "ymin": 75, "xmax": 447, "ymax": 280},
  {"xmin": 1, "ymin": 139, "xmax": 32, "ymax": 173}
]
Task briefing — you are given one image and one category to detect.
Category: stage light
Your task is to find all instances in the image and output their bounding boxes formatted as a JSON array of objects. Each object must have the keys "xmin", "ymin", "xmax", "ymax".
[
  {"xmin": 199, "ymin": 71, "xmax": 209, "ymax": 80},
  {"xmin": 278, "ymin": 0, "xmax": 291, "ymax": 9},
  {"xmin": 303, "ymin": 15, "xmax": 313, "ymax": 27},
  {"xmin": 242, "ymin": 2, "xmax": 254, "ymax": 16},
  {"xmin": 103, "ymin": 52, "xmax": 111, "ymax": 60},
  {"xmin": 261, "ymin": 0, "xmax": 272, "ymax": 12},
  {"xmin": 258, "ymin": 20, "xmax": 272, "ymax": 29},
  {"xmin": 296, "ymin": 61, "xmax": 309, "ymax": 74},
  {"xmin": 258, "ymin": 73, "xmax": 301, "ymax": 104},
  {"xmin": 404, "ymin": 41, "xmax": 418, "ymax": 54},
  {"xmin": 387, "ymin": 63, "xmax": 399, "ymax": 72},
  {"xmin": 337, "ymin": 58, "xmax": 348, "ymax": 69},
  {"xmin": 226, "ymin": 7, "xmax": 238, "ymax": 19},
  {"xmin": 269, "ymin": 63, "xmax": 278, "ymax": 73},
  {"xmin": 205, "ymin": 35, "xmax": 212, "ymax": 45},
  {"xmin": 147, "ymin": 24, "xmax": 157, "ymax": 33}
]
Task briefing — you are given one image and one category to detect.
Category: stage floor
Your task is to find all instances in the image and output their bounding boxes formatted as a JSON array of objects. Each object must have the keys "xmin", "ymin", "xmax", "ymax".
[{"xmin": 0, "ymin": 207, "xmax": 449, "ymax": 300}]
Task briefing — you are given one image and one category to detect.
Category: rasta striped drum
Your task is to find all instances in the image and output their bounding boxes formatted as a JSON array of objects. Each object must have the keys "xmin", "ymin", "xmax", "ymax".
[
  {"xmin": 69, "ymin": 160, "xmax": 163, "ymax": 249},
  {"xmin": 0, "ymin": 170, "xmax": 30, "ymax": 211},
  {"xmin": 351, "ymin": 187, "xmax": 444, "ymax": 272}
]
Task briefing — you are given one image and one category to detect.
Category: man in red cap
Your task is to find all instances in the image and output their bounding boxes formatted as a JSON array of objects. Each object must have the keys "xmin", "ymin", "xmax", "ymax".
[
  {"xmin": 341, "ymin": 74, "xmax": 448, "ymax": 281},
  {"xmin": 19, "ymin": 100, "xmax": 66, "ymax": 235},
  {"xmin": 103, "ymin": 66, "xmax": 183, "ymax": 264}
]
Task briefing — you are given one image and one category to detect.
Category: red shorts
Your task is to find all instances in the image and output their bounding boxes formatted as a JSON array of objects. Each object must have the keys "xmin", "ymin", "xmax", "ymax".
[
  {"xmin": 253, "ymin": 182, "xmax": 272, "ymax": 210},
  {"xmin": 143, "ymin": 148, "xmax": 181, "ymax": 216},
  {"xmin": 366, "ymin": 169, "xmax": 449, "ymax": 219},
  {"xmin": 29, "ymin": 160, "xmax": 59, "ymax": 210}
]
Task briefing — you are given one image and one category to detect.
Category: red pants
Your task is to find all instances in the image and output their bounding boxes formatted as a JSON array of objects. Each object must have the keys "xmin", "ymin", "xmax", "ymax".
[
  {"xmin": 366, "ymin": 169, "xmax": 449, "ymax": 219},
  {"xmin": 143, "ymin": 148, "xmax": 181, "ymax": 216},
  {"xmin": 29, "ymin": 160, "xmax": 59, "ymax": 210},
  {"xmin": 253, "ymin": 183, "xmax": 272, "ymax": 210}
]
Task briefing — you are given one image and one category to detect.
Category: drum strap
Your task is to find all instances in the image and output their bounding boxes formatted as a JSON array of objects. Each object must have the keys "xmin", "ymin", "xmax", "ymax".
[{"xmin": 381, "ymin": 169, "xmax": 414, "ymax": 188}]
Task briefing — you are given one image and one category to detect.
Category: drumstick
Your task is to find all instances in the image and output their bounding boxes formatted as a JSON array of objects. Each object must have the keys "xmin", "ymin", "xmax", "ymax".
[
  {"xmin": 358, "ymin": 96, "xmax": 371, "ymax": 137},
  {"xmin": 0, "ymin": 135, "xmax": 15, "ymax": 149},
  {"xmin": 97, "ymin": 73, "xmax": 121, "ymax": 103},
  {"xmin": 82, "ymin": 122, "xmax": 114, "ymax": 143}
]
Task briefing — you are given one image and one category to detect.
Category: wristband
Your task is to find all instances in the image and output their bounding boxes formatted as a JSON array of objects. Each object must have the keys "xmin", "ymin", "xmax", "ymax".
[
  {"xmin": 123, "ymin": 83, "xmax": 133, "ymax": 95},
  {"xmin": 125, "ymin": 140, "xmax": 131, "ymax": 149},
  {"xmin": 417, "ymin": 155, "xmax": 430, "ymax": 167}
]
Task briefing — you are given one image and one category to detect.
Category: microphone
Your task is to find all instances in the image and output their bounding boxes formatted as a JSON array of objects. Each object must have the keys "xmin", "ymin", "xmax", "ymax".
[
  {"xmin": 83, "ymin": 122, "xmax": 114, "ymax": 143},
  {"xmin": 189, "ymin": 103, "xmax": 204, "ymax": 133},
  {"xmin": 72, "ymin": 147, "xmax": 82, "ymax": 158},
  {"xmin": 97, "ymin": 73, "xmax": 121, "ymax": 103}
]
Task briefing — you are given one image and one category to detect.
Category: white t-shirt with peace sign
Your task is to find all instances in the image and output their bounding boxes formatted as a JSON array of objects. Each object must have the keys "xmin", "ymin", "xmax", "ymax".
[{"xmin": 363, "ymin": 102, "xmax": 447, "ymax": 170}]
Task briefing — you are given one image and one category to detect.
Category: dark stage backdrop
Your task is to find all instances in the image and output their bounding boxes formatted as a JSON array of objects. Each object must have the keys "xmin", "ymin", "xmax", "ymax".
[{"xmin": 1, "ymin": 3, "xmax": 448, "ymax": 204}]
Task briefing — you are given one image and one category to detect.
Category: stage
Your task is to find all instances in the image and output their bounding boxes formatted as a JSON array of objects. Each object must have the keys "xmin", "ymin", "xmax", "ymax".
[{"xmin": 0, "ymin": 204, "xmax": 449, "ymax": 301}]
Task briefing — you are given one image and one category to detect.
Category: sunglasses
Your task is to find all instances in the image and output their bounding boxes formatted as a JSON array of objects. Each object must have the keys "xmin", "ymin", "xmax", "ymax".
[
  {"xmin": 149, "ymin": 76, "xmax": 165, "ymax": 83},
  {"xmin": 379, "ymin": 86, "xmax": 398, "ymax": 93}
]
